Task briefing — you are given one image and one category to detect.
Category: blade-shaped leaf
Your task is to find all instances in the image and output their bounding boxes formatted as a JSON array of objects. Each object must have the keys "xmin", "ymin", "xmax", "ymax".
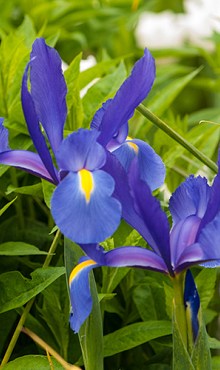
[
  {"xmin": 0, "ymin": 242, "xmax": 50, "ymax": 255},
  {"xmin": 103, "ymin": 321, "xmax": 172, "ymax": 357},
  {"xmin": 0, "ymin": 267, "xmax": 65, "ymax": 313}
]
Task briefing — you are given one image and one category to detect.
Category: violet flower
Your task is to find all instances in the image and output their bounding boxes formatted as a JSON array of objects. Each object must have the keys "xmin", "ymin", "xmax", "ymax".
[
  {"xmin": 0, "ymin": 38, "xmax": 164, "ymax": 244},
  {"xmin": 69, "ymin": 154, "xmax": 220, "ymax": 332}
]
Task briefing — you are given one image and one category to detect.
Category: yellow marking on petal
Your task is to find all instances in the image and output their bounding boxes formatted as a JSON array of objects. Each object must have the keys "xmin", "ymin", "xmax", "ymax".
[
  {"xmin": 126, "ymin": 136, "xmax": 138, "ymax": 155},
  {"xmin": 79, "ymin": 169, "xmax": 93, "ymax": 202},
  {"xmin": 69, "ymin": 260, "xmax": 97, "ymax": 286}
]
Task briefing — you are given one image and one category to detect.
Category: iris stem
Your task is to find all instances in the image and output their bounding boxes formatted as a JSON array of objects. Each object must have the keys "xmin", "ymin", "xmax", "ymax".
[
  {"xmin": 171, "ymin": 272, "xmax": 188, "ymax": 349},
  {"xmin": 136, "ymin": 104, "xmax": 218, "ymax": 174},
  {"xmin": 10, "ymin": 167, "xmax": 25, "ymax": 229},
  {"xmin": 0, "ymin": 229, "xmax": 62, "ymax": 368}
]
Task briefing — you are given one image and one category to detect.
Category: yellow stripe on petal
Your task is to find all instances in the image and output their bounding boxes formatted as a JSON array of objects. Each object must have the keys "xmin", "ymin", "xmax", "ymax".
[
  {"xmin": 126, "ymin": 136, "xmax": 138, "ymax": 155},
  {"xmin": 69, "ymin": 259, "xmax": 97, "ymax": 286},
  {"xmin": 79, "ymin": 169, "xmax": 93, "ymax": 202}
]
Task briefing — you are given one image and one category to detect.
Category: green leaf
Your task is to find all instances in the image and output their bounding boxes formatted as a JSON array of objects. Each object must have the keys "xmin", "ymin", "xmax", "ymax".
[
  {"xmin": 2, "ymin": 355, "xmax": 65, "ymax": 369},
  {"xmin": 64, "ymin": 52, "xmax": 84, "ymax": 130},
  {"xmin": 46, "ymin": 32, "xmax": 60, "ymax": 48},
  {"xmin": 6, "ymin": 183, "xmax": 43, "ymax": 198},
  {"xmin": 38, "ymin": 275, "xmax": 70, "ymax": 360},
  {"xmin": 103, "ymin": 321, "xmax": 172, "ymax": 357},
  {"xmin": 82, "ymin": 60, "xmax": 127, "ymax": 126},
  {"xmin": 191, "ymin": 309, "xmax": 212, "ymax": 370},
  {"xmin": 16, "ymin": 15, "xmax": 36, "ymax": 50},
  {"xmin": 0, "ymin": 267, "xmax": 65, "ymax": 313},
  {"xmin": 0, "ymin": 242, "xmax": 50, "ymax": 256},
  {"xmin": 195, "ymin": 268, "xmax": 217, "ymax": 310},
  {"xmin": 208, "ymin": 335, "xmax": 220, "ymax": 349},
  {"xmin": 42, "ymin": 179, "xmax": 56, "ymax": 209},
  {"xmin": 0, "ymin": 197, "xmax": 17, "ymax": 217},
  {"xmin": 212, "ymin": 356, "xmax": 220, "ymax": 370},
  {"xmin": 78, "ymin": 56, "xmax": 128, "ymax": 90}
]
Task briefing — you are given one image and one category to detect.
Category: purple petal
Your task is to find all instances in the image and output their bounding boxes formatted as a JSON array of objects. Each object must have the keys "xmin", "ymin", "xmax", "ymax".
[
  {"xmin": 30, "ymin": 38, "xmax": 67, "ymax": 154},
  {"xmin": 104, "ymin": 246, "xmax": 168, "ymax": 273},
  {"xmin": 69, "ymin": 257, "xmax": 99, "ymax": 333},
  {"xmin": 197, "ymin": 212, "xmax": 220, "ymax": 261},
  {"xmin": 79, "ymin": 243, "xmax": 167, "ymax": 273},
  {"xmin": 184, "ymin": 269, "xmax": 200, "ymax": 343},
  {"xmin": 196, "ymin": 152, "xmax": 220, "ymax": 240},
  {"xmin": 55, "ymin": 129, "xmax": 106, "ymax": 172},
  {"xmin": 169, "ymin": 175, "xmax": 211, "ymax": 227},
  {"xmin": 174, "ymin": 243, "xmax": 204, "ymax": 274},
  {"xmin": 113, "ymin": 138, "xmax": 165, "ymax": 191},
  {"xmin": 0, "ymin": 150, "xmax": 57, "ymax": 183},
  {"xmin": 97, "ymin": 49, "xmax": 156, "ymax": 147},
  {"xmin": 51, "ymin": 169, "xmax": 121, "ymax": 243},
  {"xmin": 170, "ymin": 215, "xmax": 201, "ymax": 268},
  {"xmin": 0, "ymin": 119, "xmax": 10, "ymax": 152},
  {"xmin": 21, "ymin": 62, "xmax": 59, "ymax": 185},
  {"xmin": 128, "ymin": 158, "xmax": 172, "ymax": 273},
  {"xmin": 90, "ymin": 99, "xmax": 112, "ymax": 130}
]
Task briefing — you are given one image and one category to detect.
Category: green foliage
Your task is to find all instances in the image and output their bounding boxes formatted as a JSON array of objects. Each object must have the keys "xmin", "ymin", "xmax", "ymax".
[{"xmin": 0, "ymin": 2, "xmax": 220, "ymax": 369}]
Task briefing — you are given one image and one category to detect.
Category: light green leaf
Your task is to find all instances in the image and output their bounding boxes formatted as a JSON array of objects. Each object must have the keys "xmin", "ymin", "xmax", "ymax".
[
  {"xmin": 46, "ymin": 32, "xmax": 60, "ymax": 48},
  {"xmin": 208, "ymin": 335, "xmax": 220, "ymax": 349},
  {"xmin": 212, "ymin": 356, "xmax": 220, "ymax": 370},
  {"xmin": 2, "ymin": 355, "xmax": 65, "ymax": 370},
  {"xmin": 103, "ymin": 321, "xmax": 172, "ymax": 357},
  {"xmin": 0, "ymin": 242, "xmax": 49, "ymax": 256},
  {"xmin": 0, "ymin": 267, "xmax": 65, "ymax": 314},
  {"xmin": 42, "ymin": 179, "xmax": 56, "ymax": 209},
  {"xmin": 79, "ymin": 56, "xmax": 128, "ymax": 90},
  {"xmin": 195, "ymin": 268, "xmax": 217, "ymax": 310},
  {"xmin": 82, "ymin": 61, "xmax": 127, "ymax": 126},
  {"xmin": 98, "ymin": 293, "xmax": 116, "ymax": 302},
  {"xmin": 16, "ymin": 15, "xmax": 36, "ymax": 50},
  {"xmin": 6, "ymin": 183, "xmax": 43, "ymax": 198},
  {"xmin": 0, "ymin": 197, "xmax": 17, "ymax": 217}
]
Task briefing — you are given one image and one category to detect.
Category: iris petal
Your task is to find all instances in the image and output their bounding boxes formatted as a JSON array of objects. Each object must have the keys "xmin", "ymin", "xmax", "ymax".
[
  {"xmin": 56, "ymin": 129, "xmax": 106, "ymax": 172},
  {"xmin": 30, "ymin": 38, "xmax": 67, "ymax": 154},
  {"xmin": 51, "ymin": 170, "xmax": 121, "ymax": 243},
  {"xmin": 21, "ymin": 62, "xmax": 59, "ymax": 184},
  {"xmin": 0, "ymin": 150, "xmax": 57, "ymax": 183},
  {"xmin": 184, "ymin": 269, "xmax": 200, "ymax": 343},
  {"xmin": 69, "ymin": 256, "xmax": 98, "ymax": 333},
  {"xmin": 0, "ymin": 119, "xmax": 10, "ymax": 152},
  {"xmin": 97, "ymin": 49, "xmax": 156, "ymax": 147},
  {"xmin": 169, "ymin": 175, "xmax": 211, "ymax": 227},
  {"xmin": 113, "ymin": 138, "xmax": 165, "ymax": 191}
]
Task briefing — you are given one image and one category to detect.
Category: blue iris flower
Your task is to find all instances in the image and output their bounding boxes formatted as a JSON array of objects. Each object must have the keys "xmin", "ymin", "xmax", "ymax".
[
  {"xmin": 69, "ymin": 153, "xmax": 220, "ymax": 332},
  {"xmin": 0, "ymin": 38, "xmax": 164, "ymax": 244}
]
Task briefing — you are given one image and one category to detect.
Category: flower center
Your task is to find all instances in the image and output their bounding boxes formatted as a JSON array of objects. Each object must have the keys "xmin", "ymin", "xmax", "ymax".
[
  {"xmin": 79, "ymin": 169, "xmax": 93, "ymax": 202},
  {"xmin": 126, "ymin": 136, "xmax": 138, "ymax": 154}
]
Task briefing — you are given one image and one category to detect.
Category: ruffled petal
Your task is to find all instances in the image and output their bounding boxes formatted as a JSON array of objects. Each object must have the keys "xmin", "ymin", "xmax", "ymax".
[
  {"xmin": 51, "ymin": 169, "xmax": 121, "ymax": 243},
  {"xmin": 196, "ymin": 151, "xmax": 220, "ymax": 240},
  {"xmin": 97, "ymin": 49, "xmax": 156, "ymax": 147},
  {"xmin": 113, "ymin": 138, "xmax": 165, "ymax": 191},
  {"xmin": 30, "ymin": 38, "xmax": 67, "ymax": 154},
  {"xmin": 0, "ymin": 150, "xmax": 57, "ymax": 183},
  {"xmin": 21, "ymin": 62, "xmax": 59, "ymax": 184},
  {"xmin": 69, "ymin": 256, "xmax": 98, "ymax": 333},
  {"xmin": 197, "ymin": 212, "xmax": 220, "ymax": 262},
  {"xmin": 184, "ymin": 269, "xmax": 200, "ymax": 343},
  {"xmin": 169, "ymin": 175, "xmax": 211, "ymax": 227},
  {"xmin": 170, "ymin": 215, "xmax": 201, "ymax": 268},
  {"xmin": 55, "ymin": 129, "xmax": 106, "ymax": 172}
]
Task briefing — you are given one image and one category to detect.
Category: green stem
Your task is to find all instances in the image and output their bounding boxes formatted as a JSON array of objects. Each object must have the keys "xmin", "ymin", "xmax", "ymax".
[
  {"xmin": 0, "ymin": 229, "xmax": 62, "ymax": 368},
  {"xmin": 136, "ymin": 104, "xmax": 218, "ymax": 174},
  {"xmin": 10, "ymin": 168, "xmax": 25, "ymax": 229},
  {"xmin": 172, "ymin": 272, "xmax": 188, "ymax": 349}
]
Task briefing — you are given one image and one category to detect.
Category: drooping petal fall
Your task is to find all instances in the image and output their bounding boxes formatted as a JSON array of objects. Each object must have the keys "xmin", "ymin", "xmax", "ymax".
[
  {"xmin": 51, "ymin": 169, "xmax": 121, "ymax": 244},
  {"xmin": 69, "ymin": 256, "xmax": 98, "ymax": 333}
]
